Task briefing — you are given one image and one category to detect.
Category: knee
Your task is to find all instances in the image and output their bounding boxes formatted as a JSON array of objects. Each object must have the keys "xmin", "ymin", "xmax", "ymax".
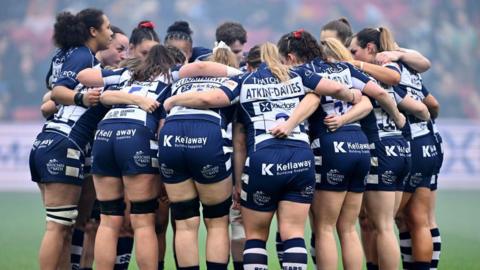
[
  {"xmin": 203, "ymin": 196, "xmax": 232, "ymax": 228},
  {"xmin": 45, "ymin": 204, "xmax": 78, "ymax": 229},
  {"xmin": 359, "ymin": 214, "xmax": 371, "ymax": 231},
  {"xmin": 170, "ymin": 197, "xmax": 201, "ymax": 231},
  {"xmin": 406, "ymin": 208, "xmax": 429, "ymax": 228},
  {"xmin": 336, "ymin": 219, "xmax": 357, "ymax": 235}
]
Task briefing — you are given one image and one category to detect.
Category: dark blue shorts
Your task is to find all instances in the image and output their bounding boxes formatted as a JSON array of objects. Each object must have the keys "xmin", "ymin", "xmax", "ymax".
[
  {"xmin": 313, "ymin": 130, "xmax": 370, "ymax": 192},
  {"xmin": 29, "ymin": 132, "xmax": 85, "ymax": 186},
  {"xmin": 366, "ymin": 137, "xmax": 411, "ymax": 192},
  {"xmin": 405, "ymin": 134, "xmax": 438, "ymax": 193},
  {"xmin": 91, "ymin": 123, "xmax": 159, "ymax": 177},
  {"xmin": 430, "ymin": 141, "xmax": 444, "ymax": 191},
  {"xmin": 158, "ymin": 119, "xmax": 232, "ymax": 184},
  {"xmin": 240, "ymin": 144, "xmax": 315, "ymax": 212}
]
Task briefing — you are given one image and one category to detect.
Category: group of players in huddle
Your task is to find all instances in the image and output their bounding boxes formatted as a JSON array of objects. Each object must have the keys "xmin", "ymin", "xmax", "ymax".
[{"xmin": 29, "ymin": 7, "xmax": 443, "ymax": 270}]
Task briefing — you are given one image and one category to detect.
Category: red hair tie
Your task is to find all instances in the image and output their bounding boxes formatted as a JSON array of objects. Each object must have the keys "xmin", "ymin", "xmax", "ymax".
[
  {"xmin": 139, "ymin": 21, "xmax": 155, "ymax": 29},
  {"xmin": 292, "ymin": 29, "xmax": 304, "ymax": 39}
]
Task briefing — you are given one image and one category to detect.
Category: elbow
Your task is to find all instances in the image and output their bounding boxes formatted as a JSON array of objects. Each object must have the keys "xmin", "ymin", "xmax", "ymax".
[
  {"xmin": 429, "ymin": 103, "xmax": 440, "ymax": 119},
  {"xmin": 416, "ymin": 59, "xmax": 431, "ymax": 73},
  {"xmin": 364, "ymin": 97, "xmax": 373, "ymax": 113},
  {"xmin": 416, "ymin": 105, "xmax": 430, "ymax": 121},
  {"xmin": 50, "ymin": 87, "xmax": 60, "ymax": 102}
]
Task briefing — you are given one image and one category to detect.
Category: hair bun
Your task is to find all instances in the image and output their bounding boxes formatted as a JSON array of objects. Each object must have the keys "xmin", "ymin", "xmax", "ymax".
[
  {"xmin": 167, "ymin": 21, "xmax": 192, "ymax": 35},
  {"xmin": 138, "ymin": 21, "xmax": 155, "ymax": 29}
]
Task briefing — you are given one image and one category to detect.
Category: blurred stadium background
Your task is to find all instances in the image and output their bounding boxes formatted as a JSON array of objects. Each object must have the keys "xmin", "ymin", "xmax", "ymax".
[{"xmin": 0, "ymin": 0, "xmax": 479, "ymax": 269}]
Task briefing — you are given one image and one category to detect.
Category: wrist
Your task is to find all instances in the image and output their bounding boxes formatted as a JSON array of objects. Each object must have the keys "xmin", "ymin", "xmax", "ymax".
[{"xmin": 74, "ymin": 92, "xmax": 85, "ymax": 107}]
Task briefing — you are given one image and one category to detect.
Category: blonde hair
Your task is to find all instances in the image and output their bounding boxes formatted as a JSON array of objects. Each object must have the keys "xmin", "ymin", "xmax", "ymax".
[
  {"xmin": 322, "ymin": 38, "xmax": 354, "ymax": 62},
  {"xmin": 378, "ymin": 27, "xmax": 397, "ymax": 52},
  {"xmin": 207, "ymin": 48, "xmax": 239, "ymax": 68},
  {"xmin": 260, "ymin": 42, "xmax": 290, "ymax": 82},
  {"xmin": 119, "ymin": 57, "xmax": 142, "ymax": 69}
]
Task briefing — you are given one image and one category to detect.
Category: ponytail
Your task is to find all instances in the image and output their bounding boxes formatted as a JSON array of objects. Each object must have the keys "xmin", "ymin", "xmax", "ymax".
[
  {"xmin": 378, "ymin": 27, "xmax": 397, "ymax": 52},
  {"xmin": 260, "ymin": 42, "xmax": 290, "ymax": 82},
  {"xmin": 355, "ymin": 26, "xmax": 397, "ymax": 53},
  {"xmin": 321, "ymin": 38, "xmax": 354, "ymax": 62},
  {"xmin": 129, "ymin": 20, "xmax": 160, "ymax": 46}
]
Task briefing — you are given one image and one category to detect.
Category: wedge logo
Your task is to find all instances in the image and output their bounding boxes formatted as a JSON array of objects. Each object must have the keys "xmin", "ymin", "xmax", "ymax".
[
  {"xmin": 333, "ymin": 141, "xmax": 346, "ymax": 153},
  {"xmin": 259, "ymin": 101, "xmax": 272, "ymax": 112},
  {"xmin": 46, "ymin": 159, "xmax": 65, "ymax": 175},
  {"xmin": 253, "ymin": 191, "xmax": 271, "ymax": 206},
  {"xmin": 201, "ymin": 164, "xmax": 219, "ymax": 179},
  {"xmin": 163, "ymin": 135, "xmax": 173, "ymax": 147},
  {"xmin": 262, "ymin": 163, "xmax": 274, "ymax": 176},
  {"xmin": 385, "ymin": 146, "xmax": 397, "ymax": 157},
  {"xmin": 160, "ymin": 163, "xmax": 174, "ymax": 178},
  {"xmin": 133, "ymin": 151, "xmax": 150, "ymax": 167}
]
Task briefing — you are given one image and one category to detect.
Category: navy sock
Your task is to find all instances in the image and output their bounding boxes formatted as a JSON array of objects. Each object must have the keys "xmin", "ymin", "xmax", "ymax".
[
  {"xmin": 233, "ymin": 261, "xmax": 243, "ymax": 270},
  {"xmin": 243, "ymin": 239, "xmax": 268, "ymax": 270},
  {"xmin": 282, "ymin": 237, "xmax": 308, "ymax": 270},
  {"xmin": 412, "ymin": 261, "xmax": 430, "ymax": 270},
  {"xmin": 178, "ymin": 266, "xmax": 200, "ymax": 270},
  {"xmin": 275, "ymin": 232, "xmax": 283, "ymax": 267},
  {"xmin": 366, "ymin": 262, "xmax": 379, "ymax": 270},
  {"xmin": 114, "ymin": 236, "xmax": 133, "ymax": 270},
  {"xmin": 206, "ymin": 261, "xmax": 228, "ymax": 270},
  {"xmin": 71, "ymin": 228, "xmax": 84, "ymax": 270},
  {"xmin": 431, "ymin": 228, "xmax": 441, "ymax": 269},
  {"xmin": 399, "ymin": 231, "xmax": 413, "ymax": 270},
  {"xmin": 158, "ymin": 260, "xmax": 164, "ymax": 270},
  {"xmin": 80, "ymin": 268, "xmax": 93, "ymax": 270},
  {"xmin": 310, "ymin": 233, "xmax": 316, "ymax": 265}
]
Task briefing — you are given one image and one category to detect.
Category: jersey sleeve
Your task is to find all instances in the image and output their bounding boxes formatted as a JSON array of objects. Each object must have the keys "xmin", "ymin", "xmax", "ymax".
[
  {"xmin": 219, "ymin": 74, "xmax": 243, "ymax": 104},
  {"xmin": 383, "ymin": 62, "xmax": 402, "ymax": 75},
  {"xmin": 54, "ymin": 48, "xmax": 95, "ymax": 89},
  {"xmin": 295, "ymin": 67, "xmax": 322, "ymax": 92},
  {"xmin": 345, "ymin": 63, "xmax": 371, "ymax": 91},
  {"xmin": 102, "ymin": 68, "xmax": 128, "ymax": 89},
  {"xmin": 392, "ymin": 85, "xmax": 408, "ymax": 100},
  {"xmin": 170, "ymin": 65, "xmax": 182, "ymax": 82}
]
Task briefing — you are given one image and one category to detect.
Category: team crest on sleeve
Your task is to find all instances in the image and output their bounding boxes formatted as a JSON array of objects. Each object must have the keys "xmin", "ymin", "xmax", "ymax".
[{"xmin": 224, "ymin": 80, "xmax": 238, "ymax": 91}]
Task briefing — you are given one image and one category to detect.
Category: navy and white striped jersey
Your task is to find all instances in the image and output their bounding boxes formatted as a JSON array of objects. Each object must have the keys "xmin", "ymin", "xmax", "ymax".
[
  {"xmin": 43, "ymin": 46, "xmax": 106, "ymax": 151},
  {"xmin": 396, "ymin": 62, "xmax": 430, "ymax": 140},
  {"xmin": 302, "ymin": 58, "xmax": 370, "ymax": 137},
  {"xmin": 100, "ymin": 73, "xmax": 171, "ymax": 134},
  {"xmin": 219, "ymin": 63, "xmax": 323, "ymax": 153},
  {"xmin": 359, "ymin": 62, "xmax": 407, "ymax": 141},
  {"xmin": 168, "ymin": 75, "xmax": 235, "ymax": 129}
]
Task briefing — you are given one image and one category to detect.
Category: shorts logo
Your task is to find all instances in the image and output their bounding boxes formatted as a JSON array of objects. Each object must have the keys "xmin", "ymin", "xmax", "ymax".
[
  {"xmin": 160, "ymin": 163, "xmax": 174, "ymax": 178},
  {"xmin": 326, "ymin": 169, "xmax": 344, "ymax": 185},
  {"xmin": 133, "ymin": 151, "xmax": 150, "ymax": 167},
  {"xmin": 116, "ymin": 129, "xmax": 137, "ymax": 139},
  {"xmin": 261, "ymin": 163, "xmax": 274, "ymax": 176},
  {"xmin": 37, "ymin": 139, "xmax": 54, "ymax": 149},
  {"xmin": 46, "ymin": 159, "xmax": 65, "ymax": 175},
  {"xmin": 260, "ymin": 102, "xmax": 272, "ymax": 112},
  {"xmin": 201, "ymin": 164, "xmax": 220, "ymax": 179},
  {"xmin": 163, "ymin": 135, "xmax": 173, "ymax": 147},
  {"xmin": 253, "ymin": 191, "xmax": 271, "ymax": 206},
  {"xmin": 409, "ymin": 173, "xmax": 423, "ymax": 187},
  {"xmin": 385, "ymin": 146, "xmax": 397, "ymax": 157},
  {"xmin": 381, "ymin": 170, "xmax": 397, "ymax": 185},
  {"xmin": 95, "ymin": 129, "xmax": 113, "ymax": 140},
  {"xmin": 301, "ymin": 185, "xmax": 314, "ymax": 197},
  {"xmin": 334, "ymin": 141, "xmax": 346, "ymax": 153}
]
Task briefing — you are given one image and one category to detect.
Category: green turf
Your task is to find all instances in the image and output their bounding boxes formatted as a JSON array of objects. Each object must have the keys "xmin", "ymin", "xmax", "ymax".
[{"xmin": 0, "ymin": 191, "xmax": 478, "ymax": 269}]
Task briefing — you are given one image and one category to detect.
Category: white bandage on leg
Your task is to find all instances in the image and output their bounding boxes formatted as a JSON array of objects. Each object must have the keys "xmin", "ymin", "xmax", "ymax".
[
  {"xmin": 230, "ymin": 208, "xmax": 246, "ymax": 240},
  {"xmin": 46, "ymin": 205, "xmax": 78, "ymax": 226}
]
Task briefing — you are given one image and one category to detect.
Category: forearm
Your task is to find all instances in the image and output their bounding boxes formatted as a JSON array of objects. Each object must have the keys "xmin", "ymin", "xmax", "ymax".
[
  {"xmin": 51, "ymin": 86, "xmax": 76, "ymax": 105},
  {"xmin": 341, "ymin": 96, "xmax": 372, "ymax": 124},
  {"xmin": 233, "ymin": 124, "xmax": 247, "ymax": 190},
  {"xmin": 77, "ymin": 68, "xmax": 104, "ymax": 87},
  {"xmin": 354, "ymin": 61, "xmax": 400, "ymax": 85},
  {"xmin": 100, "ymin": 91, "xmax": 140, "ymax": 106},
  {"xmin": 288, "ymin": 94, "xmax": 320, "ymax": 126},
  {"xmin": 398, "ymin": 48, "xmax": 431, "ymax": 73},
  {"xmin": 376, "ymin": 92, "xmax": 401, "ymax": 120},
  {"xmin": 40, "ymin": 100, "xmax": 58, "ymax": 119},
  {"xmin": 179, "ymin": 61, "xmax": 241, "ymax": 78}
]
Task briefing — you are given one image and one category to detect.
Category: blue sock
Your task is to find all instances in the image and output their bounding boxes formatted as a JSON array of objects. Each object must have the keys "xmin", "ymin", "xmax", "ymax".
[
  {"xmin": 412, "ymin": 261, "xmax": 430, "ymax": 270},
  {"xmin": 114, "ymin": 236, "xmax": 133, "ymax": 270},
  {"xmin": 206, "ymin": 261, "xmax": 228, "ymax": 269},
  {"xmin": 158, "ymin": 260, "xmax": 164, "ymax": 270},
  {"xmin": 310, "ymin": 233, "xmax": 316, "ymax": 265},
  {"xmin": 275, "ymin": 232, "xmax": 284, "ymax": 267},
  {"xmin": 366, "ymin": 262, "xmax": 379, "ymax": 270},
  {"xmin": 282, "ymin": 237, "xmax": 308, "ymax": 270},
  {"xmin": 71, "ymin": 228, "xmax": 84, "ymax": 270},
  {"xmin": 399, "ymin": 231, "xmax": 412, "ymax": 270},
  {"xmin": 431, "ymin": 228, "xmax": 441, "ymax": 270},
  {"xmin": 233, "ymin": 261, "xmax": 243, "ymax": 270},
  {"xmin": 243, "ymin": 239, "xmax": 268, "ymax": 270},
  {"xmin": 178, "ymin": 266, "xmax": 199, "ymax": 270}
]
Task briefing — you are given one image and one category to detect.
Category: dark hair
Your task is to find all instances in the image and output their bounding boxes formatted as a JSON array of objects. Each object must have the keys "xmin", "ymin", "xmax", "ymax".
[
  {"xmin": 246, "ymin": 45, "xmax": 261, "ymax": 69},
  {"xmin": 111, "ymin": 25, "xmax": 125, "ymax": 36},
  {"xmin": 129, "ymin": 20, "xmax": 160, "ymax": 46},
  {"xmin": 277, "ymin": 29, "xmax": 324, "ymax": 62},
  {"xmin": 164, "ymin": 21, "xmax": 193, "ymax": 44},
  {"xmin": 166, "ymin": 46, "xmax": 186, "ymax": 64},
  {"xmin": 215, "ymin": 22, "xmax": 247, "ymax": 45},
  {"xmin": 354, "ymin": 27, "xmax": 396, "ymax": 52},
  {"xmin": 53, "ymin": 8, "xmax": 105, "ymax": 49},
  {"xmin": 321, "ymin": 17, "xmax": 353, "ymax": 46},
  {"xmin": 131, "ymin": 44, "xmax": 175, "ymax": 82}
]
